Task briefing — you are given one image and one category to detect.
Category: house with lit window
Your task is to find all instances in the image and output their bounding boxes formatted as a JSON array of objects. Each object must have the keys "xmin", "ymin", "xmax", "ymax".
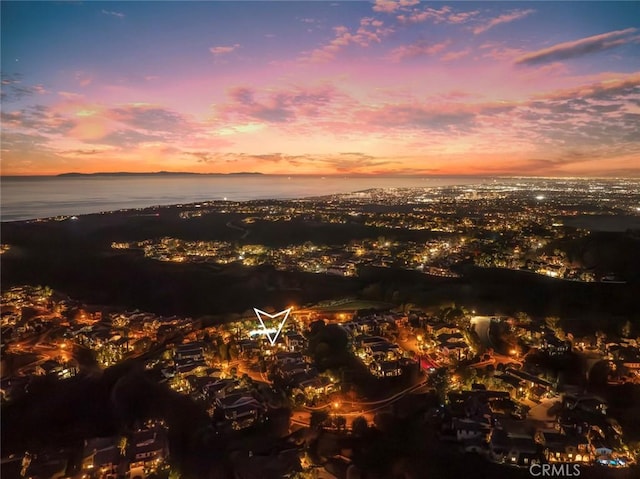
[
  {"xmin": 489, "ymin": 430, "xmax": 542, "ymax": 467},
  {"xmin": 81, "ymin": 436, "xmax": 123, "ymax": 479},
  {"xmin": 127, "ymin": 425, "xmax": 169, "ymax": 478},
  {"xmin": 284, "ymin": 331, "xmax": 306, "ymax": 351},
  {"xmin": 535, "ymin": 430, "xmax": 593, "ymax": 463},
  {"xmin": 215, "ymin": 394, "xmax": 266, "ymax": 431}
]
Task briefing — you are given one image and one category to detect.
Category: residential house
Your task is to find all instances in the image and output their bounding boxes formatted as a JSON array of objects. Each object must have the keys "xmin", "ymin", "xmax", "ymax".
[
  {"xmin": 284, "ymin": 331, "xmax": 306, "ymax": 352},
  {"xmin": 175, "ymin": 342, "xmax": 205, "ymax": 361},
  {"xmin": 127, "ymin": 426, "xmax": 169, "ymax": 478},
  {"xmin": 237, "ymin": 339, "xmax": 261, "ymax": 356},
  {"xmin": 365, "ymin": 342, "xmax": 401, "ymax": 362},
  {"xmin": 535, "ymin": 430, "xmax": 593, "ymax": 463},
  {"xmin": 489, "ymin": 430, "xmax": 542, "ymax": 467},
  {"xmin": 440, "ymin": 341, "xmax": 471, "ymax": 361},
  {"xmin": 453, "ymin": 418, "xmax": 491, "ymax": 442},
  {"xmin": 370, "ymin": 360, "xmax": 402, "ymax": 378},
  {"xmin": 297, "ymin": 375, "xmax": 333, "ymax": 396},
  {"xmin": 273, "ymin": 351, "xmax": 303, "ymax": 364},
  {"xmin": 430, "ymin": 324, "xmax": 461, "ymax": 337},
  {"xmin": 82, "ymin": 437, "xmax": 123, "ymax": 479},
  {"xmin": 36, "ymin": 359, "xmax": 65, "ymax": 378},
  {"xmin": 564, "ymin": 394, "xmax": 607, "ymax": 415},
  {"xmin": 541, "ymin": 334, "xmax": 571, "ymax": 356},
  {"xmin": 277, "ymin": 360, "xmax": 313, "ymax": 380},
  {"xmin": 503, "ymin": 368, "xmax": 555, "ymax": 398},
  {"xmin": 215, "ymin": 394, "xmax": 266, "ymax": 430}
]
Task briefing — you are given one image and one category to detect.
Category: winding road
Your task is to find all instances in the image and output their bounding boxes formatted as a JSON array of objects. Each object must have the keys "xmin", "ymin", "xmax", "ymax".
[{"xmin": 226, "ymin": 221, "xmax": 250, "ymax": 239}]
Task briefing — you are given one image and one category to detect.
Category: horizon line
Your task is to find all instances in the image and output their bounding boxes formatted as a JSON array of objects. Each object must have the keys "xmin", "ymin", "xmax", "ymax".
[{"xmin": 2, "ymin": 172, "xmax": 640, "ymax": 180}]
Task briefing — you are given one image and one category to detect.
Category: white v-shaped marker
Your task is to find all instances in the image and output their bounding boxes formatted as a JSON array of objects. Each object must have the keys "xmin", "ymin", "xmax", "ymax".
[{"xmin": 253, "ymin": 307, "xmax": 292, "ymax": 346}]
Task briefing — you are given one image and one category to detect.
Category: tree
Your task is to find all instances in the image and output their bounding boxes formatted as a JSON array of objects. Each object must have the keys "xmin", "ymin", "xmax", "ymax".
[
  {"xmin": 440, "ymin": 304, "xmax": 467, "ymax": 327},
  {"xmin": 544, "ymin": 316, "xmax": 561, "ymax": 332},
  {"xmin": 334, "ymin": 415, "xmax": 347, "ymax": 431},
  {"xmin": 352, "ymin": 416, "xmax": 369, "ymax": 438},
  {"xmin": 621, "ymin": 320, "xmax": 632, "ymax": 339},
  {"xmin": 362, "ymin": 283, "xmax": 382, "ymax": 300},
  {"xmin": 427, "ymin": 367, "xmax": 450, "ymax": 404},
  {"xmin": 307, "ymin": 322, "xmax": 349, "ymax": 371},
  {"xmin": 515, "ymin": 312, "xmax": 532, "ymax": 325},
  {"xmin": 545, "ymin": 316, "xmax": 565, "ymax": 339},
  {"xmin": 402, "ymin": 303, "xmax": 415, "ymax": 314},
  {"xmin": 460, "ymin": 367, "xmax": 478, "ymax": 389},
  {"xmin": 310, "ymin": 410, "xmax": 329, "ymax": 430}
]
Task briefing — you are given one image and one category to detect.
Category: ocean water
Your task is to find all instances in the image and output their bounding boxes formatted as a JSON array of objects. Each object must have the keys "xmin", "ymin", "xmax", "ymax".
[{"xmin": 1, "ymin": 175, "xmax": 492, "ymax": 221}]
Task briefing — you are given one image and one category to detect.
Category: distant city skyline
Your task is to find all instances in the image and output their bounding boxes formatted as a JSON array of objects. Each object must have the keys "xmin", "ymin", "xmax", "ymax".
[{"xmin": 1, "ymin": 1, "xmax": 639, "ymax": 177}]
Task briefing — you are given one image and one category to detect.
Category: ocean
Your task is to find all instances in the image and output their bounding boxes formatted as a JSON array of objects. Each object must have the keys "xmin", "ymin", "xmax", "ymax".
[{"xmin": 0, "ymin": 174, "xmax": 495, "ymax": 221}]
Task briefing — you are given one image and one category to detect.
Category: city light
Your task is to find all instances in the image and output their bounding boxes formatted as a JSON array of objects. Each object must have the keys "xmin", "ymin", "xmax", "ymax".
[
  {"xmin": 248, "ymin": 328, "xmax": 278, "ymax": 337},
  {"xmin": 3, "ymin": 173, "xmax": 639, "ymax": 478}
]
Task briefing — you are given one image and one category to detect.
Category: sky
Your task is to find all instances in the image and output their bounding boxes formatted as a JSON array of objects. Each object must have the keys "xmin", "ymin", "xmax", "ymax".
[{"xmin": 1, "ymin": 1, "xmax": 639, "ymax": 176}]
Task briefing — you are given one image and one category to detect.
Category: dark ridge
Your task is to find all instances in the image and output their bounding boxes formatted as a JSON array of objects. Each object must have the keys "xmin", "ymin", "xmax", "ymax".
[{"xmin": 56, "ymin": 171, "xmax": 264, "ymax": 177}]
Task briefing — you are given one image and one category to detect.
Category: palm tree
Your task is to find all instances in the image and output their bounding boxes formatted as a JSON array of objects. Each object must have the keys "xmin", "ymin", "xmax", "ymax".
[{"xmin": 544, "ymin": 316, "xmax": 560, "ymax": 331}]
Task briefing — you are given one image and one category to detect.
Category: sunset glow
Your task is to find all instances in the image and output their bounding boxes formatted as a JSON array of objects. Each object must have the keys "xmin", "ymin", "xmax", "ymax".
[{"xmin": 1, "ymin": 1, "xmax": 639, "ymax": 176}]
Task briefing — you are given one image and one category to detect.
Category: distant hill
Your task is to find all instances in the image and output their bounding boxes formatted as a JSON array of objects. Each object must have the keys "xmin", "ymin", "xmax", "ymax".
[{"xmin": 57, "ymin": 171, "xmax": 264, "ymax": 177}]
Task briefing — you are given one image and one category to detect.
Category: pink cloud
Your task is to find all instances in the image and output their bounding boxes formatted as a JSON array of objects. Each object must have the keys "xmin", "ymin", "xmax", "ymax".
[
  {"xmin": 301, "ymin": 17, "xmax": 393, "ymax": 63},
  {"xmin": 57, "ymin": 91, "xmax": 85, "ymax": 101},
  {"xmin": 480, "ymin": 42, "xmax": 524, "ymax": 61},
  {"xmin": 373, "ymin": 1, "xmax": 479, "ymax": 26},
  {"xmin": 441, "ymin": 48, "xmax": 471, "ymax": 62},
  {"xmin": 397, "ymin": 6, "xmax": 451, "ymax": 24},
  {"xmin": 448, "ymin": 11, "xmax": 480, "ymax": 24},
  {"xmin": 372, "ymin": 0, "xmax": 419, "ymax": 14},
  {"xmin": 473, "ymin": 9, "xmax": 535, "ymax": 34},
  {"xmin": 515, "ymin": 28, "xmax": 638, "ymax": 65},
  {"xmin": 533, "ymin": 73, "xmax": 640, "ymax": 102},
  {"xmin": 353, "ymin": 99, "xmax": 517, "ymax": 135},
  {"xmin": 74, "ymin": 71, "xmax": 93, "ymax": 87},
  {"xmin": 209, "ymin": 44, "xmax": 240, "ymax": 56},
  {"xmin": 388, "ymin": 40, "xmax": 451, "ymax": 62},
  {"xmin": 220, "ymin": 84, "xmax": 339, "ymax": 123},
  {"xmin": 517, "ymin": 62, "xmax": 569, "ymax": 82}
]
